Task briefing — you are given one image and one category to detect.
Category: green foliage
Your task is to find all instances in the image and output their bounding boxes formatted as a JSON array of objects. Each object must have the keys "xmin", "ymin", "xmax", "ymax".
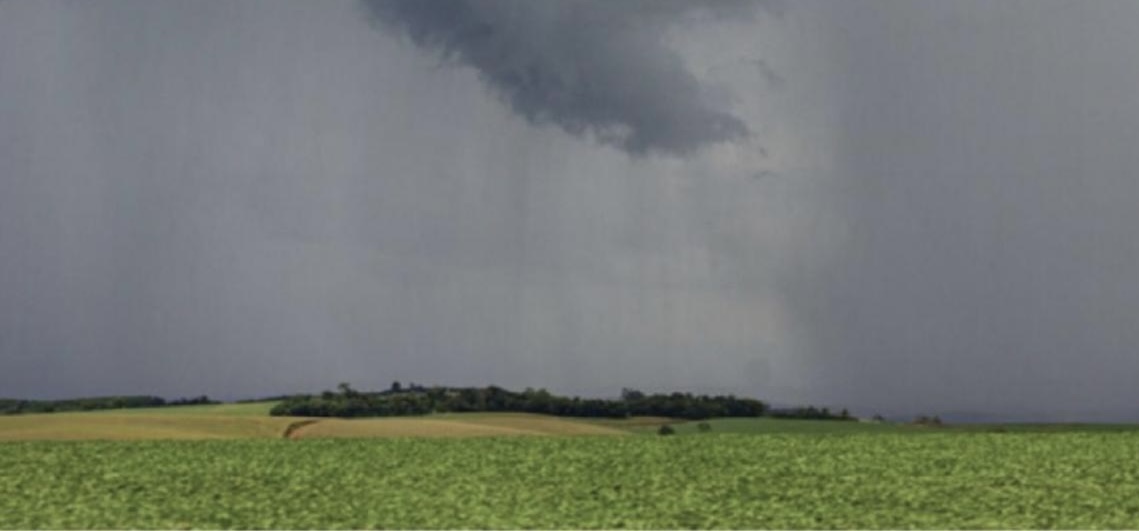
[
  {"xmin": 658, "ymin": 424, "xmax": 676, "ymax": 436},
  {"xmin": 913, "ymin": 415, "xmax": 944, "ymax": 427},
  {"xmin": 696, "ymin": 422, "xmax": 712, "ymax": 432},
  {"xmin": 0, "ymin": 395, "xmax": 218, "ymax": 415},
  {"xmin": 4, "ymin": 434, "xmax": 1139, "ymax": 528},
  {"xmin": 270, "ymin": 385, "xmax": 768, "ymax": 420},
  {"xmin": 167, "ymin": 395, "xmax": 217, "ymax": 407},
  {"xmin": 768, "ymin": 405, "xmax": 855, "ymax": 421}
]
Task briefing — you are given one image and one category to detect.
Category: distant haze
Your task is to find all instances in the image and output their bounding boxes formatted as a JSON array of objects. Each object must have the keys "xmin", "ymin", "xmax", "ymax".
[{"xmin": 1, "ymin": 1, "xmax": 1137, "ymax": 422}]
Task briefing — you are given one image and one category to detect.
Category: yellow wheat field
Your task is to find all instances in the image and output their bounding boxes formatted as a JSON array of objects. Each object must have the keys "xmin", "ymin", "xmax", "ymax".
[
  {"xmin": 0, "ymin": 413, "xmax": 297, "ymax": 441},
  {"xmin": 0, "ymin": 409, "xmax": 634, "ymax": 441}
]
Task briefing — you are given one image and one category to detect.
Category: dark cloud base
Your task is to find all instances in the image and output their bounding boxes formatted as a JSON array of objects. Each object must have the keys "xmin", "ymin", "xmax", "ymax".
[{"xmin": 363, "ymin": 0, "xmax": 767, "ymax": 156}]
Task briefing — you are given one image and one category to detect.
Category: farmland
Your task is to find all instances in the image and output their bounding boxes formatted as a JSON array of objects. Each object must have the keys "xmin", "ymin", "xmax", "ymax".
[
  {"xmin": 290, "ymin": 412, "xmax": 628, "ymax": 439},
  {"xmin": 84, "ymin": 401, "xmax": 282, "ymax": 417},
  {"xmin": 0, "ymin": 408, "xmax": 637, "ymax": 441},
  {"xmin": 5, "ymin": 407, "xmax": 1139, "ymax": 528},
  {"xmin": 0, "ymin": 412, "xmax": 296, "ymax": 441},
  {"xmin": 4, "ymin": 433, "xmax": 1139, "ymax": 528}
]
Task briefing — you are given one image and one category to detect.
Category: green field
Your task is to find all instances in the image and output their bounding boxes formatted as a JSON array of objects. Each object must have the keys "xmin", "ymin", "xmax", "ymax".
[
  {"xmin": 625, "ymin": 417, "xmax": 915, "ymax": 435},
  {"xmin": 5, "ymin": 407, "xmax": 1139, "ymax": 528},
  {"xmin": 6, "ymin": 403, "xmax": 1139, "ymax": 441},
  {"xmin": 4, "ymin": 433, "xmax": 1139, "ymax": 529},
  {"xmin": 625, "ymin": 417, "xmax": 1139, "ymax": 436}
]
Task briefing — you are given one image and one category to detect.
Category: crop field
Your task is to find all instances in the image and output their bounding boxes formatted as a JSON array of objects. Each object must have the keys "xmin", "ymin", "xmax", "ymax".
[
  {"xmin": 0, "ymin": 402, "xmax": 294, "ymax": 441},
  {"xmin": 292, "ymin": 413, "xmax": 628, "ymax": 439},
  {"xmin": 627, "ymin": 417, "xmax": 1139, "ymax": 436},
  {"xmin": 626, "ymin": 417, "xmax": 916, "ymax": 435},
  {"xmin": 0, "ymin": 410, "xmax": 633, "ymax": 441},
  {"xmin": 0, "ymin": 413, "xmax": 298, "ymax": 441},
  {"xmin": 4, "ymin": 433, "xmax": 1139, "ymax": 529},
  {"xmin": 85, "ymin": 401, "xmax": 282, "ymax": 417}
]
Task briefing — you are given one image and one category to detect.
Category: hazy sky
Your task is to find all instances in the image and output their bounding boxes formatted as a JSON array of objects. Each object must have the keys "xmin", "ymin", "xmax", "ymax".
[{"xmin": 2, "ymin": 1, "xmax": 1138, "ymax": 420}]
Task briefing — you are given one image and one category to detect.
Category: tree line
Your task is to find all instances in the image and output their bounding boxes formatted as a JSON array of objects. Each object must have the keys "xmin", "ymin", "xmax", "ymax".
[
  {"xmin": 769, "ymin": 405, "xmax": 853, "ymax": 421},
  {"xmin": 269, "ymin": 383, "xmax": 798, "ymax": 420},
  {"xmin": 0, "ymin": 395, "xmax": 217, "ymax": 415}
]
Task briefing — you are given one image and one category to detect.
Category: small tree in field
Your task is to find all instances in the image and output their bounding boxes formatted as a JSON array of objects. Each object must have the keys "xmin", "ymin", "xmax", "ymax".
[{"xmin": 337, "ymin": 382, "xmax": 359, "ymax": 399}]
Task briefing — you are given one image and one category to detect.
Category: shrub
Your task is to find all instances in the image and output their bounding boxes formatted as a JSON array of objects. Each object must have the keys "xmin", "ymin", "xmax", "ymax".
[
  {"xmin": 913, "ymin": 415, "xmax": 944, "ymax": 427},
  {"xmin": 658, "ymin": 424, "xmax": 676, "ymax": 436},
  {"xmin": 696, "ymin": 422, "xmax": 712, "ymax": 433}
]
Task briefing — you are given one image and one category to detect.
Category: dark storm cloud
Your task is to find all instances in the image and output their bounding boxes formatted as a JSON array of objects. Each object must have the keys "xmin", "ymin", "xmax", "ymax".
[{"xmin": 362, "ymin": 0, "xmax": 769, "ymax": 156}]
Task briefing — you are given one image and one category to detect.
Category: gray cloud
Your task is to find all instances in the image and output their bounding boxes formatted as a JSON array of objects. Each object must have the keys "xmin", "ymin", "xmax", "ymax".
[
  {"xmin": 779, "ymin": 1, "xmax": 1139, "ymax": 421},
  {"xmin": 0, "ymin": 0, "xmax": 788, "ymax": 402},
  {"xmin": 362, "ymin": 0, "xmax": 768, "ymax": 156},
  {"xmin": 5, "ymin": 0, "xmax": 1139, "ymax": 424},
  {"xmin": 752, "ymin": 59, "xmax": 785, "ymax": 89}
]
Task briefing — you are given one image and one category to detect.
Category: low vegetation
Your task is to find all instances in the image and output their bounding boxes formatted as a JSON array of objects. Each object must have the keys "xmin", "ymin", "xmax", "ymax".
[
  {"xmin": 270, "ymin": 383, "xmax": 772, "ymax": 420},
  {"xmin": 0, "ymin": 395, "xmax": 217, "ymax": 415},
  {"xmin": 5, "ymin": 433, "xmax": 1139, "ymax": 528},
  {"xmin": 3, "ymin": 384, "xmax": 856, "ymax": 426},
  {"xmin": 769, "ymin": 406, "xmax": 854, "ymax": 421}
]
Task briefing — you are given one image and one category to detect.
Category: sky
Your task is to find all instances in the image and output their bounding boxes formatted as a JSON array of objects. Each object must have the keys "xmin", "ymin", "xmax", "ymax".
[{"xmin": 1, "ymin": 1, "xmax": 1138, "ymax": 420}]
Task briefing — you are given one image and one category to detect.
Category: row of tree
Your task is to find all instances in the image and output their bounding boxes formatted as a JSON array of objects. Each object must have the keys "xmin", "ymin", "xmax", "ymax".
[
  {"xmin": 768, "ymin": 406, "xmax": 853, "ymax": 421},
  {"xmin": 0, "ymin": 395, "xmax": 217, "ymax": 415},
  {"xmin": 269, "ymin": 383, "xmax": 773, "ymax": 420}
]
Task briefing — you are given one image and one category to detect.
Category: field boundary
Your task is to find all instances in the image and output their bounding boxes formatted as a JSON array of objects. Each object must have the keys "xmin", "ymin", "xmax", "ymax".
[{"xmin": 282, "ymin": 419, "xmax": 320, "ymax": 439}]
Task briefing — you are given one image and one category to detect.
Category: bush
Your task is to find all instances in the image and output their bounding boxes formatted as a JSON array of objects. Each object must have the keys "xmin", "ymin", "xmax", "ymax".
[
  {"xmin": 913, "ymin": 415, "xmax": 944, "ymax": 427},
  {"xmin": 658, "ymin": 424, "xmax": 676, "ymax": 436},
  {"xmin": 270, "ymin": 384, "xmax": 768, "ymax": 420},
  {"xmin": 696, "ymin": 422, "xmax": 712, "ymax": 432}
]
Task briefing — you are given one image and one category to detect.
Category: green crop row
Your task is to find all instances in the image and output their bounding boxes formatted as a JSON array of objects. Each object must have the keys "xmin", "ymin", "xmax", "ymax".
[{"xmin": 3, "ymin": 433, "xmax": 1139, "ymax": 529}]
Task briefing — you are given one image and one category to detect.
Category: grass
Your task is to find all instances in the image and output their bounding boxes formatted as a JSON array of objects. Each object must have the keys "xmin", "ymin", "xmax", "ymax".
[
  {"xmin": 940, "ymin": 422, "xmax": 1139, "ymax": 433},
  {"xmin": 628, "ymin": 417, "xmax": 918, "ymax": 435},
  {"xmin": 5, "ymin": 433, "xmax": 1139, "ymax": 528},
  {"xmin": 621, "ymin": 417, "xmax": 1139, "ymax": 436},
  {"xmin": 583, "ymin": 416, "xmax": 675, "ymax": 429}
]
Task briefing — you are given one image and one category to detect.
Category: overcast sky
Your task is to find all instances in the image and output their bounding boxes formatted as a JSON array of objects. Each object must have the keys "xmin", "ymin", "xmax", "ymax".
[{"xmin": 2, "ymin": 1, "xmax": 1138, "ymax": 420}]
